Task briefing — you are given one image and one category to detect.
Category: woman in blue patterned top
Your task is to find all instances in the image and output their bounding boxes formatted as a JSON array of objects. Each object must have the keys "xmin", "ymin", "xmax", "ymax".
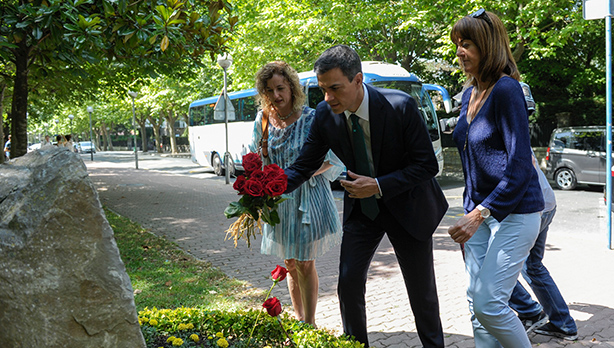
[
  {"xmin": 447, "ymin": 10, "xmax": 545, "ymax": 347},
  {"xmin": 250, "ymin": 61, "xmax": 343, "ymax": 327}
]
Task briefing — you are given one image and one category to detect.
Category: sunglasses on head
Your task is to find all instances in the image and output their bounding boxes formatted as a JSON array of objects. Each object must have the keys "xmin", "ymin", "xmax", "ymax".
[{"xmin": 469, "ymin": 8, "xmax": 493, "ymax": 29}]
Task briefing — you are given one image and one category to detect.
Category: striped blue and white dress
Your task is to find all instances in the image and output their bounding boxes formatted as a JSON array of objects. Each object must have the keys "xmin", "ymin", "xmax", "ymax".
[{"xmin": 249, "ymin": 106, "xmax": 343, "ymax": 261}]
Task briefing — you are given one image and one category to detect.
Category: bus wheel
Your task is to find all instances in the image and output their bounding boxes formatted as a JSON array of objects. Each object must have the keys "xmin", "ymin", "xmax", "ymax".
[{"xmin": 212, "ymin": 153, "xmax": 223, "ymax": 176}]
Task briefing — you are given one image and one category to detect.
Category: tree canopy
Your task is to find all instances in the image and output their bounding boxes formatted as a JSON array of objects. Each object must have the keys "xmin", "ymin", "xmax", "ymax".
[{"xmin": 1, "ymin": 0, "xmax": 236, "ymax": 158}]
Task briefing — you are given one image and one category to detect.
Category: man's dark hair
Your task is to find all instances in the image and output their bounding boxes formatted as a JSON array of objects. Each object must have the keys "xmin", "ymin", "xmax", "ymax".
[{"xmin": 314, "ymin": 45, "xmax": 362, "ymax": 82}]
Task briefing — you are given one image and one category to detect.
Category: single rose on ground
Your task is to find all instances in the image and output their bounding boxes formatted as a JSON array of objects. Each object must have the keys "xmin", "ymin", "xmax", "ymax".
[
  {"xmin": 263, "ymin": 297, "xmax": 282, "ymax": 317},
  {"xmin": 271, "ymin": 265, "xmax": 288, "ymax": 282}
]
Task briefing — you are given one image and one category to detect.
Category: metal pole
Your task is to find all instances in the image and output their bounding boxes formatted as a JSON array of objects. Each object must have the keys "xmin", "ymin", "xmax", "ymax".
[
  {"xmin": 224, "ymin": 67, "xmax": 230, "ymax": 185},
  {"xmin": 131, "ymin": 96, "xmax": 139, "ymax": 169},
  {"xmin": 88, "ymin": 110, "xmax": 94, "ymax": 162},
  {"xmin": 607, "ymin": 11, "xmax": 613, "ymax": 249}
]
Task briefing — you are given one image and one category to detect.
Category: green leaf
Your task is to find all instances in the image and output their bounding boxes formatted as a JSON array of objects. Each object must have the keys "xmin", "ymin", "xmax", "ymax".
[
  {"xmin": 32, "ymin": 27, "xmax": 43, "ymax": 40},
  {"xmin": 156, "ymin": 5, "xmax": 170, "ymax": 22},
  {"xmin": 268, "ymin": 210, "xmax": 280, "ymax": 225},
  {"xmin": 224, "ymin": 202, "xmax": 244, "ymax": 218}
]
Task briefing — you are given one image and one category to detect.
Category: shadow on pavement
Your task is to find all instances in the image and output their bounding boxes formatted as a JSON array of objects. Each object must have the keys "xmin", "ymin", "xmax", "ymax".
[{"xmin": 365, "ymin": 302, "xmax": 614, "ymax": 348}]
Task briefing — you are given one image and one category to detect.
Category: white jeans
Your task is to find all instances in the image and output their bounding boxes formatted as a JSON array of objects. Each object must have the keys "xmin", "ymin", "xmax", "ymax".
[{"xmin": 464, "ymin": 212, "xmax": 541, "ymax": 348}]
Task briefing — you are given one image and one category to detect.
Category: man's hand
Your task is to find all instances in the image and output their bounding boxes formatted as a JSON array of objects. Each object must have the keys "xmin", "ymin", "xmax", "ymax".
[
  {"xmin": 340, "ymin": 170, "xmax": 379, "ymax": 199},
  {"xmin": 448, "ymin": 209, "xmax": 484, "ymax": 244}
]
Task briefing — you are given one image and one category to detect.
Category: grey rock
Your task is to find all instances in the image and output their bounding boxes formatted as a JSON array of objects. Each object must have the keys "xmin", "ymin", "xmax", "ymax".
[{"xmin": 0, "ymin": 147, "xmax": 145, "ymax": 348}]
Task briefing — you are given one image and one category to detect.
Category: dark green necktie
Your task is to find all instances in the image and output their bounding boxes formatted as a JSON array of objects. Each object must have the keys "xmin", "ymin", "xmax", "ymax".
[{"xmin": 350, "ymin": 114, "xmax": 380, "ymax": 220}]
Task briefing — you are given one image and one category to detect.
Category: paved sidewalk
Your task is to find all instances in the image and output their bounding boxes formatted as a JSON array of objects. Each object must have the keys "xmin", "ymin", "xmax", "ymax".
[{"xmin": 85, "ymin": 152, "xmax": 614, "ymax": 348}]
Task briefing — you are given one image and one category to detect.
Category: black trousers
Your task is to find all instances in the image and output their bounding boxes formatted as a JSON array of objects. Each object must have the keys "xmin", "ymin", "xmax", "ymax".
[{"xmin": 338, "ymin": 204, "xmax": 444, "ymax": 347}]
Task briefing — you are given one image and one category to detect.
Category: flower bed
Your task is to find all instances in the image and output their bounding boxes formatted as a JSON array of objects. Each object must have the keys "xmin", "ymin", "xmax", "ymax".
[{"xmin": 138, "ymin": 306, "xmax": 364, "ymax": 348}]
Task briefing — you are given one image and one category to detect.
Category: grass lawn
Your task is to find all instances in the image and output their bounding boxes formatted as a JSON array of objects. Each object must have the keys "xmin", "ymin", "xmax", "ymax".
[{"xmin": 105, "ymin": 207, "xmax": 263, "ymax": 312}]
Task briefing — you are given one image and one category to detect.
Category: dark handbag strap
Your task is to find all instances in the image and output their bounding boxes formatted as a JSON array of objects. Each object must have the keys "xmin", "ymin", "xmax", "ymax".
[{"xmin": 260, "ymin": 110, "xmax": 269, "ymax": 157}]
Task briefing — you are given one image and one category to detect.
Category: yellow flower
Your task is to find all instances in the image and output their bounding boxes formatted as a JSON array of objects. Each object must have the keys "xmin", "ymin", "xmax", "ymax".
[
  {"xmin": 149, "ymin": 319, "xmax": 158, "ymax": 326},
  {"xmin": 186, "ymin": 323, "xmax": 194, "ymax": 329},
  {"xmin": 141, "ymin": 317, "xmax": 149, "ymax": 323},
  {"xmin": 172, "ymin": 337, "xmax": 184, "ymax": 346},
  {"xmin": 208, "ymin": 336, "xmax": 213, "ymax": 339},
  {"xmin": 166, "ymin": 336, "xmax": 176, "ymax": 343},
  {"xmin": 178, "ymin": 323, "xmax": 188, "ymax": 330},
  {"xmin": 217, "ymin": 338, "xmax": 229, "ymax": 348},
  {"xmin": 190, "ymin": 334, "xmax": 199, "ymax": 342},
  {"xmin": 216, "ymin": 332, "xmax": 224, "ymax": 338}
]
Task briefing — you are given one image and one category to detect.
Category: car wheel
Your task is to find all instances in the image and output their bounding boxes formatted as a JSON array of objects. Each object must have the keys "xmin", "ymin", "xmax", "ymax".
[
  {"xmin": 555, "ymin": 168, "xmax": 577, "ymax": 190},
  {"xmin": 212, "ymin": 153, "xmax": 223, "ymax": 176}
]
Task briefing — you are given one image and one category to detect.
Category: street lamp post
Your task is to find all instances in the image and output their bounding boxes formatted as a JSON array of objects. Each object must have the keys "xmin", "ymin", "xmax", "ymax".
[
  {"xmin": 87, "ymin": 106, "xmax": 94, "ymax": 161},
  {"xmin": 217, "ymin": 54, "xmax": 233, "ymax": 185},
  {"xmin": 128, "ymin": 91, "xmax": 139, "ymax": 169}
]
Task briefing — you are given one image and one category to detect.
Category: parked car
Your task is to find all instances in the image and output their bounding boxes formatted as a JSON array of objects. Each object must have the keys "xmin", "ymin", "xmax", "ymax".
[
  {"xmin": 77, "ymin": 141, "xmax": 96, "ymax": 154},
  {"xmin": 545, "ymin": 126, "xmax": 607, "ymax": 190}
]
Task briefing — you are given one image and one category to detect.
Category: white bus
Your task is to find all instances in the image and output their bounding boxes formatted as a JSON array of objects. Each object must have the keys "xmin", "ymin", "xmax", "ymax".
[{"xmin": 188, "ymin": 61, "xmax": 453, "ymax": 177}]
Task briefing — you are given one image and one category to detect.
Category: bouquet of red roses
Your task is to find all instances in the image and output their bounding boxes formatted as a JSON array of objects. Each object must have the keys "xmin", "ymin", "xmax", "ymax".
[{"xmin": 224, "ymin": 153, "xmax": 289, "ymax": 247}]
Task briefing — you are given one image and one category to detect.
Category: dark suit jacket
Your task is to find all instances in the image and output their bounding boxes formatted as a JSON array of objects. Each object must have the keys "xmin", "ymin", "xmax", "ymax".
[{"xmin": 285, "ymin": 84, "xmax": 448, "ymax": 241}]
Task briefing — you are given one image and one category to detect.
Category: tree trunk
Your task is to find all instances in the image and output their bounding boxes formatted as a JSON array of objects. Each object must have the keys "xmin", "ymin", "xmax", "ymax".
[
  {"xmin": 165, "ymin": 110, "xmax": 179, "ymax": 154},
  {"xmin": 100, "ymin": 123, "xmax": 108, "ymax": 151},
  {"xmin": 10, "ymin": 41, "xmax": 30, "ymax": 159},
  {"xmin": 94, "ymin": 129, "xmax": 102, "ymax": 151},
  {"xmin": 135, "ymin": 108, "xmax": 151, "ymax": 152},
  {"xmin": 148, "ymin": 111, "xmax": 164, "ymax": 153},
  {"xmin": 105, "ymin": 122, "xmax": 114, "ymax": 151},
  {"xmin": 139, "ymin": 122, "xmax": 147, "ymax": 152}
]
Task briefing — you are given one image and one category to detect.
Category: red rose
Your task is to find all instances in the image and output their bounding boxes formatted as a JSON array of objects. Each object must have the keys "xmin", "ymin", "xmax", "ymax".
[
  {"xmin": 250, "ymin": 169, "xmax": 265, "ymax": 182},
  {"xmin": 270, "ymin": 265, "xmax": 288, "ymax": 282},
  {"xmin": 244, "ymin": 178, "xmax": 264, "ymax": 197},
  {"xmin": 263, "ymin": 164, "xmax": 284, "ymax": 181},
  {"xmin": 263, "ymin": 297, "xmax": 282, "ymax": 317},
  {"xmin": 242, "ymin": 153, "xmax": 262, "ymax": 176},
  {"xmin": 265, "ymin": 179, "xmax": 287, "ymax": 197},
  {"xmin": 233, "ymin": 175, "xmax": 247, "ymax": 194}
]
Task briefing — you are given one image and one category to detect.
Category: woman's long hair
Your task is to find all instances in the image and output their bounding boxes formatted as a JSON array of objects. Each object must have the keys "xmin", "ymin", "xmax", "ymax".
[{"xmin": 450, "ymin": 10, "xmax": 520, "ymax": 87}]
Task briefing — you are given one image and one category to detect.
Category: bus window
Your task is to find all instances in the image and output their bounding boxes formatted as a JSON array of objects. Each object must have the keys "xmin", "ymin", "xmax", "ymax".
[
  {"xmin": 204, "ymin": 103, "xmax": 217, "ymax": 124},
  {"xmin": 190, "ymin": 106, "xmax": 205, "ymax": 126},
  {"xmin": 242, "ymin": 97, "xmax": 258, "ymax": 122}
]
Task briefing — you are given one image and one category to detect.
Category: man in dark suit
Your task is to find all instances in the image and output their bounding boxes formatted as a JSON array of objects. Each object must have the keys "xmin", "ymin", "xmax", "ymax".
[{"xmin": 284, "ymin": 45, "xmax": 448, "ymax": 347}]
